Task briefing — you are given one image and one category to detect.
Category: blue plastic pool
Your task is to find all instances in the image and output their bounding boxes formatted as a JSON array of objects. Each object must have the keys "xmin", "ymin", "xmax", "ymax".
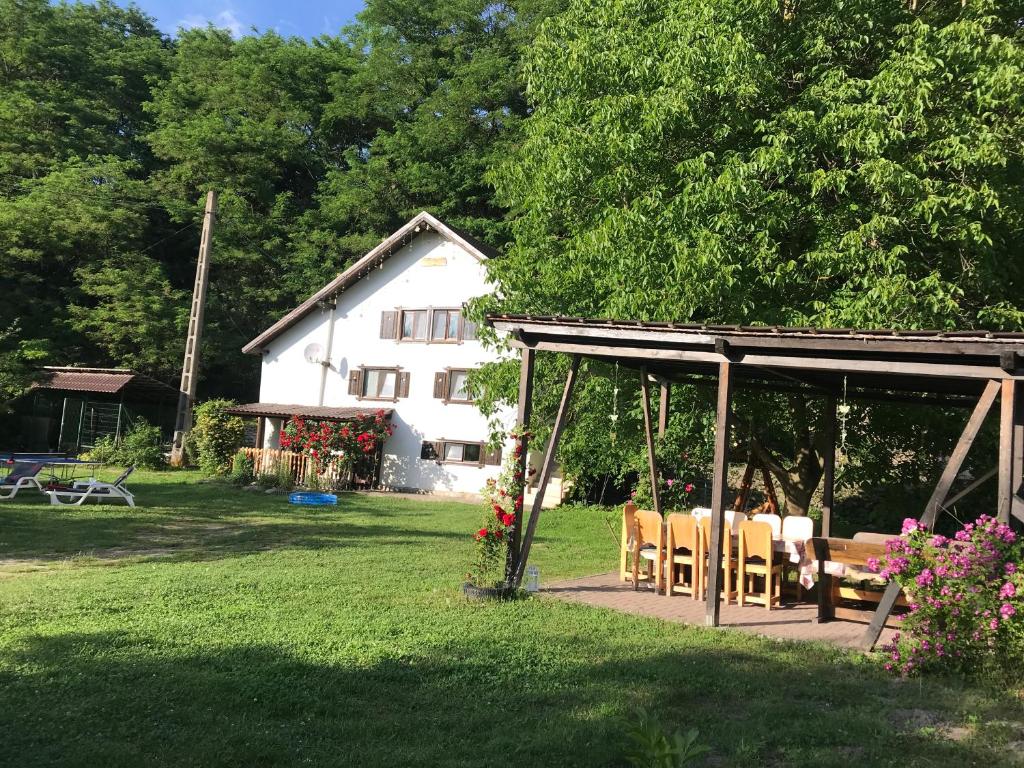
[{"xmin": 288, "ymin": 491, "xmax": 337, "ymax": 506}]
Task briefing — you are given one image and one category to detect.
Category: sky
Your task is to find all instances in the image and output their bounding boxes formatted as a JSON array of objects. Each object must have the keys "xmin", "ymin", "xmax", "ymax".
[{"xmin": 119, "ymin": 0, "xmax": 367, "ymax": 39}]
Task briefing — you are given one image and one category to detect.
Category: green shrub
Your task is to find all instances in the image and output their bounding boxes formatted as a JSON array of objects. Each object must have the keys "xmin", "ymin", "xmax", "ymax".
[
  {"xmin": 275, "ymin": 458, "xmax": 295, "ymax": 492},
  {"xmin": 623, "ymin": 708, "xmax": 709, "ymax": 768},
  {"xmin": 83, "ymin": 421, "xmax": 164, "ymax": 469},
  {"xmin": 192, "ymin": 399, "xmax": 245, "ymax": 475},
  {"xmin": 84, "ymin": 435, "xmax": 118, "ymax": 464},
  {"xmin": 230, "ymin": 450, "xmax": 254, "ymax": 485},
  {"xmin": 118, "ymin": 421, "xmax": 164, "ymax": 468}
]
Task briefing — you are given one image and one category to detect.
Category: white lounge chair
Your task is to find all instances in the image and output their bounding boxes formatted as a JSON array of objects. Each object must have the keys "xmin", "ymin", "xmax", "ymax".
[
  {"xmin": 46, "ymin": 466, "xmax": 136, "ymax": 507},
  {"xmin": 0, "ymin": 462, "xmax": 45, "ymax": 500}
]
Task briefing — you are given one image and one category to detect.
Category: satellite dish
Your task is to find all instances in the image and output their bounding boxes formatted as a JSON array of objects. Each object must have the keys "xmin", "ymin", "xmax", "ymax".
[{"xmin": 303, "ymin": 343, "xmax": 325, "ymax": 365}]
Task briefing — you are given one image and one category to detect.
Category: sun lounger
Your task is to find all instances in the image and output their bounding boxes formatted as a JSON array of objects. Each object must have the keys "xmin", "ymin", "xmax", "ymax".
[
  {"xmin": 45, "ymin": 466, "xmax": 136, "ymax": 507},
  {"xmin": 0, "ymin": 462, "xmax": 45, "ymax": 500}
]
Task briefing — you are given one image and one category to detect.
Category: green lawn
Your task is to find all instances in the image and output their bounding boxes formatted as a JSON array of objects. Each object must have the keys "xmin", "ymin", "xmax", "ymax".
[{"xmin": 0, "ymin": 470, "xmax": 1021, "ymax": 767}]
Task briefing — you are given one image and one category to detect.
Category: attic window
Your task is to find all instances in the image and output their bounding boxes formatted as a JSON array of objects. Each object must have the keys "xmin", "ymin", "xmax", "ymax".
[
  {"xmin": 400, "ymin": 310, "xmax": 429, "ymax": 341},
  {"xmin": 385, "ymin": 308, "xmax": 477, "ymax": 344}
]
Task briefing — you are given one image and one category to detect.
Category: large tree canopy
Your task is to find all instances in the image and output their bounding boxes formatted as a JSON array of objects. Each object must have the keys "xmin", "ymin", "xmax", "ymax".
[
  {"xmin": 0, "ymin": 0, "xmax": 563, "ymax": 407},
  {"xmin": 487, "ymin": 0, "xmax": 1024, "ymax": 330},
  {"xmin": 478, "ymin": 0, "xmax": 1024, "ymax": 514}
]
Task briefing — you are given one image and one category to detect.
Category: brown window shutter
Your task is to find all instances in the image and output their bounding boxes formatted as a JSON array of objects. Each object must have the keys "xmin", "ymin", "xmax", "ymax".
[
  {"xmin": 483, "ymin": 446, "xmax": 503, "ymax": 466},
  {"xmin": 397, "ymin": 371, "xmax": 410, "ymax": 398},
  {"xmin": 380, "ymin": 310, "xmax": 398, "ymax": 340},
  {"xmin": 433, "ymin": 371, "xmax": 448, "ymax": 399},
  {"xmin": 462, "ymin": 319, "xmax": 477, "ymax": 341},
  {"xmin": 432, "ymin": 440, "xmax": 443, "ymax": 461},
  {"xmin": 348, "ymin": 369, "xmax": 363, "ymax": 396}
]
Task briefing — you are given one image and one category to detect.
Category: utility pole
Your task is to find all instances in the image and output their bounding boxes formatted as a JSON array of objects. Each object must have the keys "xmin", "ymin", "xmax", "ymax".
[{"xmin": 170, "ymin": 190, "xmax": 217, "ymax": 466}]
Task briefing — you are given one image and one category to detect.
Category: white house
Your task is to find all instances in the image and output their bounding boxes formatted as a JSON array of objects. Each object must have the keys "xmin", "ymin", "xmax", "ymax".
[{"xmin": 237, "ymin": 211, "xmax": 520, "ymax": 496}]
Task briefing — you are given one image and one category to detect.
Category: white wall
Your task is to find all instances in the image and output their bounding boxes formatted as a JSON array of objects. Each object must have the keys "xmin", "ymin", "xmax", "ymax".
[{"xmin": 258, "ymin": 232, "xmax": 514, "ymax": 494}]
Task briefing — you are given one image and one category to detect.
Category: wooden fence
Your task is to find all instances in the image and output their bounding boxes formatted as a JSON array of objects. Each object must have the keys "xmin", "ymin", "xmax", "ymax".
[{"xmin": 242, "ymin": 447, "xmax": 351, "ymax": 489}]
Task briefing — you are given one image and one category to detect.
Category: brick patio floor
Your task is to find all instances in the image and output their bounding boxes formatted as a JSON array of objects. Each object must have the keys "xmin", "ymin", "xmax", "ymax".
[{"xmin": 545, "ymin": 572, "xmax": 896, "ymax": 650}]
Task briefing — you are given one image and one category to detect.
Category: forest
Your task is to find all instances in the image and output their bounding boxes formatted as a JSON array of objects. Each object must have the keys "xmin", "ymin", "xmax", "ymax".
[
  {"xmin": 1, "ymin": 0, "xmax": 561, "ymax": 402},
  {"xmin": 2, "ymin": 0, "xmax": 1023, "ymax": 511}
]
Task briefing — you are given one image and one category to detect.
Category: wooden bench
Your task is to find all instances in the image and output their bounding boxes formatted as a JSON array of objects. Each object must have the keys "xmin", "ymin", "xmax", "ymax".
[{"xmin": 809, "ymin": 536, "xmax": 906, "ymax": 628}]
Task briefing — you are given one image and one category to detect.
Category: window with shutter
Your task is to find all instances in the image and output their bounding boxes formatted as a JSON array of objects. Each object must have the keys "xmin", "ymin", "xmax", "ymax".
[
  {"xmin": 433, "ymin": 371, "xmax": 448, "ymax": 399},
  {"xmin": 426, "ymin": 440, "xmax": 488, "ymax": 465},
  {"xmin": 380, "ymin": 311, "xmax": 398, "ymax": 340},
  {"xmin": 462, "ymin": 318, "xmax": 478, "ymax": 341},
  {"xmin": 360, "ymin": 368, "xmax": 399, "ymax": 400},
  {"xmin": 400, "ymin": 309, "xmax": 429, "ymax": 340},
  {"xmin": 348, "ymin": 369, "xmax": 363, "ymax": 396},
  {"xmin": 446, "ymin": 369, "xmax": 471, "ymax": 403}
]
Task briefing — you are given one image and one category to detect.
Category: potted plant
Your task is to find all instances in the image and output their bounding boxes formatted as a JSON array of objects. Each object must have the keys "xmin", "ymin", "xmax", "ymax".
[{"xmin": 463, "ymin": 430, "xmax": 531, "ymax": 600}]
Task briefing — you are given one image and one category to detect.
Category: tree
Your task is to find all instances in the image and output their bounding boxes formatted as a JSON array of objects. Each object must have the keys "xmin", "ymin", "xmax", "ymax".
[
  {"xmin": 0, "ymin": 0, "xmax": 172, "ymax": 377},
  {"xmin": 307, "ymin": 0, "xmax": 567, "ymax": 258},
  {"xmin": 144, "ymin": 29, "xmax": 364, "ymax": 397},
  {"xmin": 482, "ymin": 0, "xmax": 1024, "ymax": 513}
]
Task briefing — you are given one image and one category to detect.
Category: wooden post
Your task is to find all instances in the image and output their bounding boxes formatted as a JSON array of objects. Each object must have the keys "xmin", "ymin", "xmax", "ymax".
[
  {"xmin": 254, "ymin": 417, "xmax": 266, "ymax": 450},
  {"xmin": 639, "ymin": 368, "xmax": 662, "ymax": 516},
  {"xmin": 704, "ymin": 360, "xmax": 734, "ymax": 627},
  {"xmin": 821, "ymin": 395, "xmax": 836, "ymax": 538},
  {"xmin": 171, "ymin": 190, "xmax": 218, "ymax": 466},
  {"xmin": 1013, "ymin": 383, "xmax": 1024, "ymax": 525},
  {"xmin": 507, "ymin": 347, "xmax": 535, "ymax": 582},
  {"xmin": 860, "ymin": 379, "xmax": 1000, "ymax": 650},
  {"xmin": 513, "ymin": 355, "xmax": 581, "ymax": 587},
  {"xmin": 998, "ymin": 379, "xmax": 1021, "ymax": 524},
  {"xmin": 658, "ymin": 381, "xmax": 670, "ymax": 438}
]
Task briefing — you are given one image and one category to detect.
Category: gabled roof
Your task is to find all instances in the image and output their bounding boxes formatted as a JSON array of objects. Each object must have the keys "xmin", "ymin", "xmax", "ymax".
[
  {"xmin": 33, "ymin": 367, "xmax": 177, "ymax": 401},
  {"xmin": 242, "ymin": 211, "xmax": 496, "ymax": 355}
]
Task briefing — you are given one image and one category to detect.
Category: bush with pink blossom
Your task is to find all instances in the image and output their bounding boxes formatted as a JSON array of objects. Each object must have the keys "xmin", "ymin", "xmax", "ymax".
[{"xmin": 870, "ymin": 515, "xmax": 1023, "ymax": 677}]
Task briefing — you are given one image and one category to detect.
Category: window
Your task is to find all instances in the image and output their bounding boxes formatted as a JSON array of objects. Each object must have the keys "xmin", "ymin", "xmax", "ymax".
[
  {"xmin": 444, "ymin": 442, "xmax": 481, "ymax": 463},
  {"xmin": 431, "ymin": 309, "xmax": 461, "ymax": 342},
  {"xmin": 400, "ymin": 310, "xmax": 428, "ymax": 341},
  {"xmin": 384, "ymin": 308, "xmax": 477, "ymax": 344},
  {"xmin": 433, "ymin": 368, "xmax": 473, "ymax": 403},
  {"xmin": 350, "ymin": 367, "xmax": 410, "ymax": 400},
  {"xmin": 420, "ymin": 440, "xmax": 501, "ymax": 466},
  {"xmin": 364, "ymin": 368, "xmax": 397, "ymax": 399},
  {"xmin": 447, "ymin": 369, "xmax": 470, "ymax": 402}
]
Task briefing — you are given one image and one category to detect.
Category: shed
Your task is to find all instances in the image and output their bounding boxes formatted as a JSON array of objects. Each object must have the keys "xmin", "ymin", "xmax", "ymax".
[{"xmin": 17, "ymin": 367, "xmax": 177, "ymax": 452}]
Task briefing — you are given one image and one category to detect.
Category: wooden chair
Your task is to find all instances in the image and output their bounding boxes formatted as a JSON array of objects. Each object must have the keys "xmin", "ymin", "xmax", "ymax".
[
  {"xmin": 665, "ymin": 513, "xmax": 701, "ymax": 599},
  {"xmin": 631, "ymin": 509, "xmax": 665, "ymax": 592},
  {"xmin": 699, "ymin": 516, "xmax": 736, "ymax": 604},
  {"xmin": 619, "ymin": 502, "xmax": 639, "ymax": 581},
  {"xmin": 781, "ymin": 515, "xmax": 814, "ymax": 598},
  {"xmin": 752, "ymin": 512, "xmax": 782, "ymax": 538},
  {"xmin": 725, "ymin": 510, "xmax": 747, "ymax": 529},
  {"xmin": 737, "ymin": 520, "xmax": 783, "ymax": 610}
]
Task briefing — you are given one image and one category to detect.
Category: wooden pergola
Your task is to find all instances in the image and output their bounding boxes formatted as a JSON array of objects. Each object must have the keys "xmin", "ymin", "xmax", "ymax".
[{"xmin": 487, "ymin": 314, "xmax": 1024, "ymax": 650}]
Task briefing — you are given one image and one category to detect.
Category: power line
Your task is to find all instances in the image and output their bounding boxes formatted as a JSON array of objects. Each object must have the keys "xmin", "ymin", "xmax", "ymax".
[{"xmin": 138, "ymin": 221, "xmax": 198, "ymax": 255}]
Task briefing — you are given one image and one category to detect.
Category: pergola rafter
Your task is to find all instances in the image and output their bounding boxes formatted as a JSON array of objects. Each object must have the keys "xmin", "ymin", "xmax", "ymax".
[{"xmin": 492, "ymin": 315, "xmax": 1024, "ymax": 649}]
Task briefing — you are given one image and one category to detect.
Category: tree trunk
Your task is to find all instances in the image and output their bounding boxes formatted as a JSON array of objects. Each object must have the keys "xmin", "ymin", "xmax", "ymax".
[{"xmin": 749, "ymin": 394, "xmax": 826, "ymax": 516}]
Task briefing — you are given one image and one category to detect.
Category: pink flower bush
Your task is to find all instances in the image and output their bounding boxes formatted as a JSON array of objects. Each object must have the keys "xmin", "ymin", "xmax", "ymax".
[{"xmin": 871, "ymin": 515, "xmax": 1022, "ymax": 676}]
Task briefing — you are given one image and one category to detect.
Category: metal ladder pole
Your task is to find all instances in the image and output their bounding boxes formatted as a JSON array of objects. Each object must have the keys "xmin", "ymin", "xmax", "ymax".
[{"xmin": 170, "ymin": 190, "xmax": 217, "ymax": 466}]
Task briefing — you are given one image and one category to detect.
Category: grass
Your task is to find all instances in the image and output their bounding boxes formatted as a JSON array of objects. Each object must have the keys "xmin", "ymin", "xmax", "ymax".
[{"xmin": 0, "ymin": 469, "xmax": 1021, "ymax": 766}]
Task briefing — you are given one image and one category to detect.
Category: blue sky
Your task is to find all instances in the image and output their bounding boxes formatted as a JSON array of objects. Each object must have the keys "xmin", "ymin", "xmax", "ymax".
[{"xmin": 121, "ymin": 0, "xmax": 366, "ymax": 39}]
